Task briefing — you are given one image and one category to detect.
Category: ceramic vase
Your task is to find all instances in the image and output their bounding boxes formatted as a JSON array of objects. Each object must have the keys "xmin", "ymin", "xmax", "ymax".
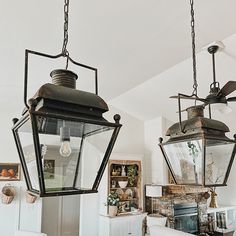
[
  {"xmin": 108, "ymin": 205, "xmax": 118, "ymax": 217},
  {"xmin": 209, "ymin": 191, "xmax": 218, "ymax": 208}
]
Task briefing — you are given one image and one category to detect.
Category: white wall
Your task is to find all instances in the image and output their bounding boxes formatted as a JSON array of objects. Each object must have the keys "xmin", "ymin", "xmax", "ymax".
[
  {"xmin": 105, "ymin": 105, "xmax": 145, "ymax": 154},
  {"xmin": 144, "ymin": 116, "xmax": 173, "ymax": 184},
  {"xmin": 0, "ymin": 181, "xmax": 42, "ymax": 235},
  {"xmin": 0, "ymin": 98, "xmax": 43, "ymax": 235}
]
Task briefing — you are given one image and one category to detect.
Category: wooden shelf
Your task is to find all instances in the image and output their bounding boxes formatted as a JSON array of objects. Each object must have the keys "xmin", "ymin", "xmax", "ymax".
[
  {"xmin": 110, "ymin": 175, "xmax": 138, "ymax": 178},
  {"xmin": 110, "ymin": 176, "xmax": 128, "ymax": 178},
  {"xmin": 108, "ymin": 159, "xmax": 142, "ymax": 216},
  {"xmin": 119, "ymin": 198, "xmax": 137, "ymax": 202},
  {"xmin": 110, "ymin": 187, "xmax": 137, "ymax": 190}
]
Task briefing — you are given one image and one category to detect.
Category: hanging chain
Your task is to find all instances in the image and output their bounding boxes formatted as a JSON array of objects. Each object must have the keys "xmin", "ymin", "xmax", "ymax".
[
  {"xmin": 190, "ymin": 0, "xmax": 198, "ymax": 96},
  {"xmin": 62, "ymin": 0, "xmax": 70, "ymax": 68}
]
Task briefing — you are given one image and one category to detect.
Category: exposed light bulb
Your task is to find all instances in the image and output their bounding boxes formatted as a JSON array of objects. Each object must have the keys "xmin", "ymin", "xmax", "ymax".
[
  {"xmin": 60, "ymin": 126, "xmax": 72, "ymax": 157},
  {"xmin": 211, "ymin": 103, "xmax": 232, "ymax": 114},
  {"xmin": 60, "ymin": 140, "xmax": 72, "ymax": 157}
]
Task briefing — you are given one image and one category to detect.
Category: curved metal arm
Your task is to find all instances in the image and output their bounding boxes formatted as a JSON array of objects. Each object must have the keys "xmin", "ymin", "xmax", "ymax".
[
  {"xmin": 177, "ymin": 93, "xmax": 190, "ymax": 134},
  {"xmin": 24, "ymin": 49, "xmax": 98, "ymax": 109}
]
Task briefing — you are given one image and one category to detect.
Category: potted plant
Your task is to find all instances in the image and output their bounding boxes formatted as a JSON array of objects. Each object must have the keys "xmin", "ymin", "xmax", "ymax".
[{"xmin": 107, "ymin": 192, "xmax": 120, "ymax": 217}]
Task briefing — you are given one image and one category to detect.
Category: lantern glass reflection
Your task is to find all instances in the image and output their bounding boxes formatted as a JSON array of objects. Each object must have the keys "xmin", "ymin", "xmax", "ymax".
[
  {"xmin": 17, "ymin": 115, "xmax": 115, "ymax": 194},
  {"xmin": 162, "ymin": 139, "xmax": 203, "ymax": 185},
  {"xmin": 205, "ymin": 140, "xmax": 235, "ymax": 186}
]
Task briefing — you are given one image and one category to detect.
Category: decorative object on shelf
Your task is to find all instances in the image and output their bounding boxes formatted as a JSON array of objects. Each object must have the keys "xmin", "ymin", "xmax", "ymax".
[
  {"xmin": 121, "ymin": 165, "xmax": 126, "ymax": 176},
  {"xmin": 111, "ymin": 180, "xmax": 116, "ymax": 188},
  {"xmin": 112, "ymin": 169, "xmax": 117, "ymax": 176},
  {"xmin": 111, "ymin": 167, "xmax": 121, "ymax": 176},
  {"xmin": 0, "ymin": 163, "xmax": 20, "ymax": 181},
  {"xmin": 43, "ymin": 160, "xmax": 55, "ymax": 180},
  {"xmin": 1, "ymin": 184, "xmax": 16, "ymax": 204},
  {"xmin": 119, "ymin": 202, "xmax": 127, "ymax": 213},
  {"xmin": 125, "ymin": 188, "xmax": 133, "ymax": 199},
  {"xmin": 118, "ymin": 180, "xmax": 128, "ymax": 188},
  {"xmin": 209, "ymin": 188, "xmax": 218, "ymax": 208},
  {"xmin": 115, "ymin": 188, "xmax": 124, "ymax": 198},
  {"xmin": 11, "ymin": 0, "xmax": 122, "ymax": 197},
  {"xmin": 159, "ymin": 0, "xmax": 236, "ymax": 187},
  {"xmin": 107, "ymin": 192, "xmax": 120, "ymax": 217},
  {"xmin": 26, "ymin": 191, "xmax": 37, "ymax": 204},
  {"xmin": 119, "ymin": 193, "xmax": 128, "ymax": 201},
  {"xmin": 127, "ymin": 165, "xmax": 136, "ymax": 186}
]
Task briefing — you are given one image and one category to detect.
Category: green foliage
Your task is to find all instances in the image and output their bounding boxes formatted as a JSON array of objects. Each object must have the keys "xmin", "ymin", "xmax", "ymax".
[
  {"xmin": 127, "ymin": 165, "xmax": 136, "ymax": 186},
  {"xmin": 107, "ymin": 192, "xmax": 120, "ymax": 206}
]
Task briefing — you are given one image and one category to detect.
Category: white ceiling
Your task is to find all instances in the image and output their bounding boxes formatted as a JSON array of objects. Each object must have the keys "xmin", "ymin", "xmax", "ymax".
[
  {"xmin": 110, "ymin": 34, "xmax": 236, "ymax": 124},
  {"xmin": 0, "ymin": 0, "xmax": 236, "ymax": 120}
]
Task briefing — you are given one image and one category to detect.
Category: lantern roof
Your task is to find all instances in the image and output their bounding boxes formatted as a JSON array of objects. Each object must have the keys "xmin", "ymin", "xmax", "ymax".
[
  {"xmin": 166, "ymin": 106, "xmax": 230, "ymax": 141},
  {"xmin": 33, "ymin": 83, "xmax": 108, "ymax": 113}
]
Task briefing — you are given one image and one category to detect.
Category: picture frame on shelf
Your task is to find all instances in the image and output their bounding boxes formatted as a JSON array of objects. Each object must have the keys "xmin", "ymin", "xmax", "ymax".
[
  {"xmin": 43, "ymin": 159, "xmax": 55, "ymax": 179},
  {"xmin": 0, "ymin": 163, "xmax": 21, "ymax": 181}
]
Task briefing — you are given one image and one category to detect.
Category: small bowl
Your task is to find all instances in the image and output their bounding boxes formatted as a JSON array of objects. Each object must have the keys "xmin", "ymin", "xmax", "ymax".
[{"xmin": 118, "ymin": 181, "xmax": 128, "ymax": 188}]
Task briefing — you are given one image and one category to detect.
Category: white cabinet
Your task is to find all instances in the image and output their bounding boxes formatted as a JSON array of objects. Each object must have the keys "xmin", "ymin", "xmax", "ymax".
[
  {"xmin": 99, "ymin": 213, "xmax": 147, "ymax": 236},
  {"xmin": 207, "ymin": 205, "xmax": 236, "ymax": 235}
]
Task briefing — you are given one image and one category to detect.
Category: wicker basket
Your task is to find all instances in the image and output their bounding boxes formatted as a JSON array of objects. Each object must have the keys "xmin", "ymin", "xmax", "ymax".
[
  {"xmin": 2, "ymin": 185, "xmax": 16, "ymax": 204},
  {"xmin": 26, "ymin": 192, "xmax": 37, "ymax": 204}
]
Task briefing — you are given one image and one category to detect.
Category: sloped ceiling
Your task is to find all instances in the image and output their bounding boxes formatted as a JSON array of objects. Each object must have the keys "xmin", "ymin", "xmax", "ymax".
[
  {"xmin": 109, "ymin": 34, "xmax": 236, "ymax": 122},
  {"xmin": 0, "ymin": 0, "xmax": 236, "ymax": 120}
]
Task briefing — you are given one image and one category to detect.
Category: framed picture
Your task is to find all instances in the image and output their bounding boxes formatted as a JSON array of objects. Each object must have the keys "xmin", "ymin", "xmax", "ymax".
[
  {"xmin": 44, "ymin": 160, "xmax": 55, "ymax": 179},
  {"xmin": 0, "ymin": 163, "xmax": 21, "ymax": 181}
]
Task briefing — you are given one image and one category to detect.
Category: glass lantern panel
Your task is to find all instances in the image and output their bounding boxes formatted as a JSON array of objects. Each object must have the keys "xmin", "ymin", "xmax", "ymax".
[
  {"xmin": 18, "ymin": 118, "xmax": 40, "ymax": 191},
  {"xmin": 205, "ymin": 139, "xmax": 235, "ymax": 186},
  {"xmin": 75, "ymin": 123, "xmax": 115, "ymax": 189},
  {"xmin": 36, "ymin": 116, "xmax": 115, "ymax": 194},
  {"xmin": 163, "ymin": 139, "xmax": 203, "ymax": 185}
]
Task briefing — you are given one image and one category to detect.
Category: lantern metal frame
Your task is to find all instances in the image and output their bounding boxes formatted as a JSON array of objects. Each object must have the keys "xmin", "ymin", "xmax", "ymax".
[
  {"xmin": 23, "ymin": 49, "xmax": 99, "ymax": 110},
  {"xmin": 12, "ymin": 48, "xmax": 121, "ymax": 197},
  {"xmin": 159, "ymin": 104, "xmax": 236, "ymax": 187},
  {"xmin": 12, "ymin": 0, "xmax": 123, "ymax": 197},
  {"xmin": 159, "ymin": 137, "xmax": 236, "ymax": 187}
]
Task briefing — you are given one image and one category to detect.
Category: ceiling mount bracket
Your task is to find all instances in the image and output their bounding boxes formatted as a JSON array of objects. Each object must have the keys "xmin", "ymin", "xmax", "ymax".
[{"xmin": 208, "ymin": 45, "xmax": 219, "ymax": 54}]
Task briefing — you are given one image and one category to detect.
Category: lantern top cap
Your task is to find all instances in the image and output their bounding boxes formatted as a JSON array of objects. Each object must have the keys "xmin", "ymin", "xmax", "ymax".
[
  {"xmin": 32, "ymin": 83, "xmax": 108, "ymax": 114},
  {"xmin": 186, "ymin": 105, "xmax": 204, "ymax": 119},
  {"xmin": 50, "ymin": 69, "xmax": 78, "ymax": 89},
  {"xmin": 50, "ymin": 69, "xmax": 78, "ymax": 80}
]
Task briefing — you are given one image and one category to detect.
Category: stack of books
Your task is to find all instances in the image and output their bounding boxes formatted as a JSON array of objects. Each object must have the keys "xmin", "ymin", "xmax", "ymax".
[{"xmin": 216, "ymin": 212, "xmax": 227, "ymax": 229}]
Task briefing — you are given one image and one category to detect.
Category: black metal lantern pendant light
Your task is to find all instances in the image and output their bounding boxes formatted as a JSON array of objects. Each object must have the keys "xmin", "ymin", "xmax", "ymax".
[
  {"xmin": 159, "ymin": 0, "xmax": 236, "ymax": 187},
  {"xmin": 12, "ymin": 0, "xmax": 122, "ymax": 197}
]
